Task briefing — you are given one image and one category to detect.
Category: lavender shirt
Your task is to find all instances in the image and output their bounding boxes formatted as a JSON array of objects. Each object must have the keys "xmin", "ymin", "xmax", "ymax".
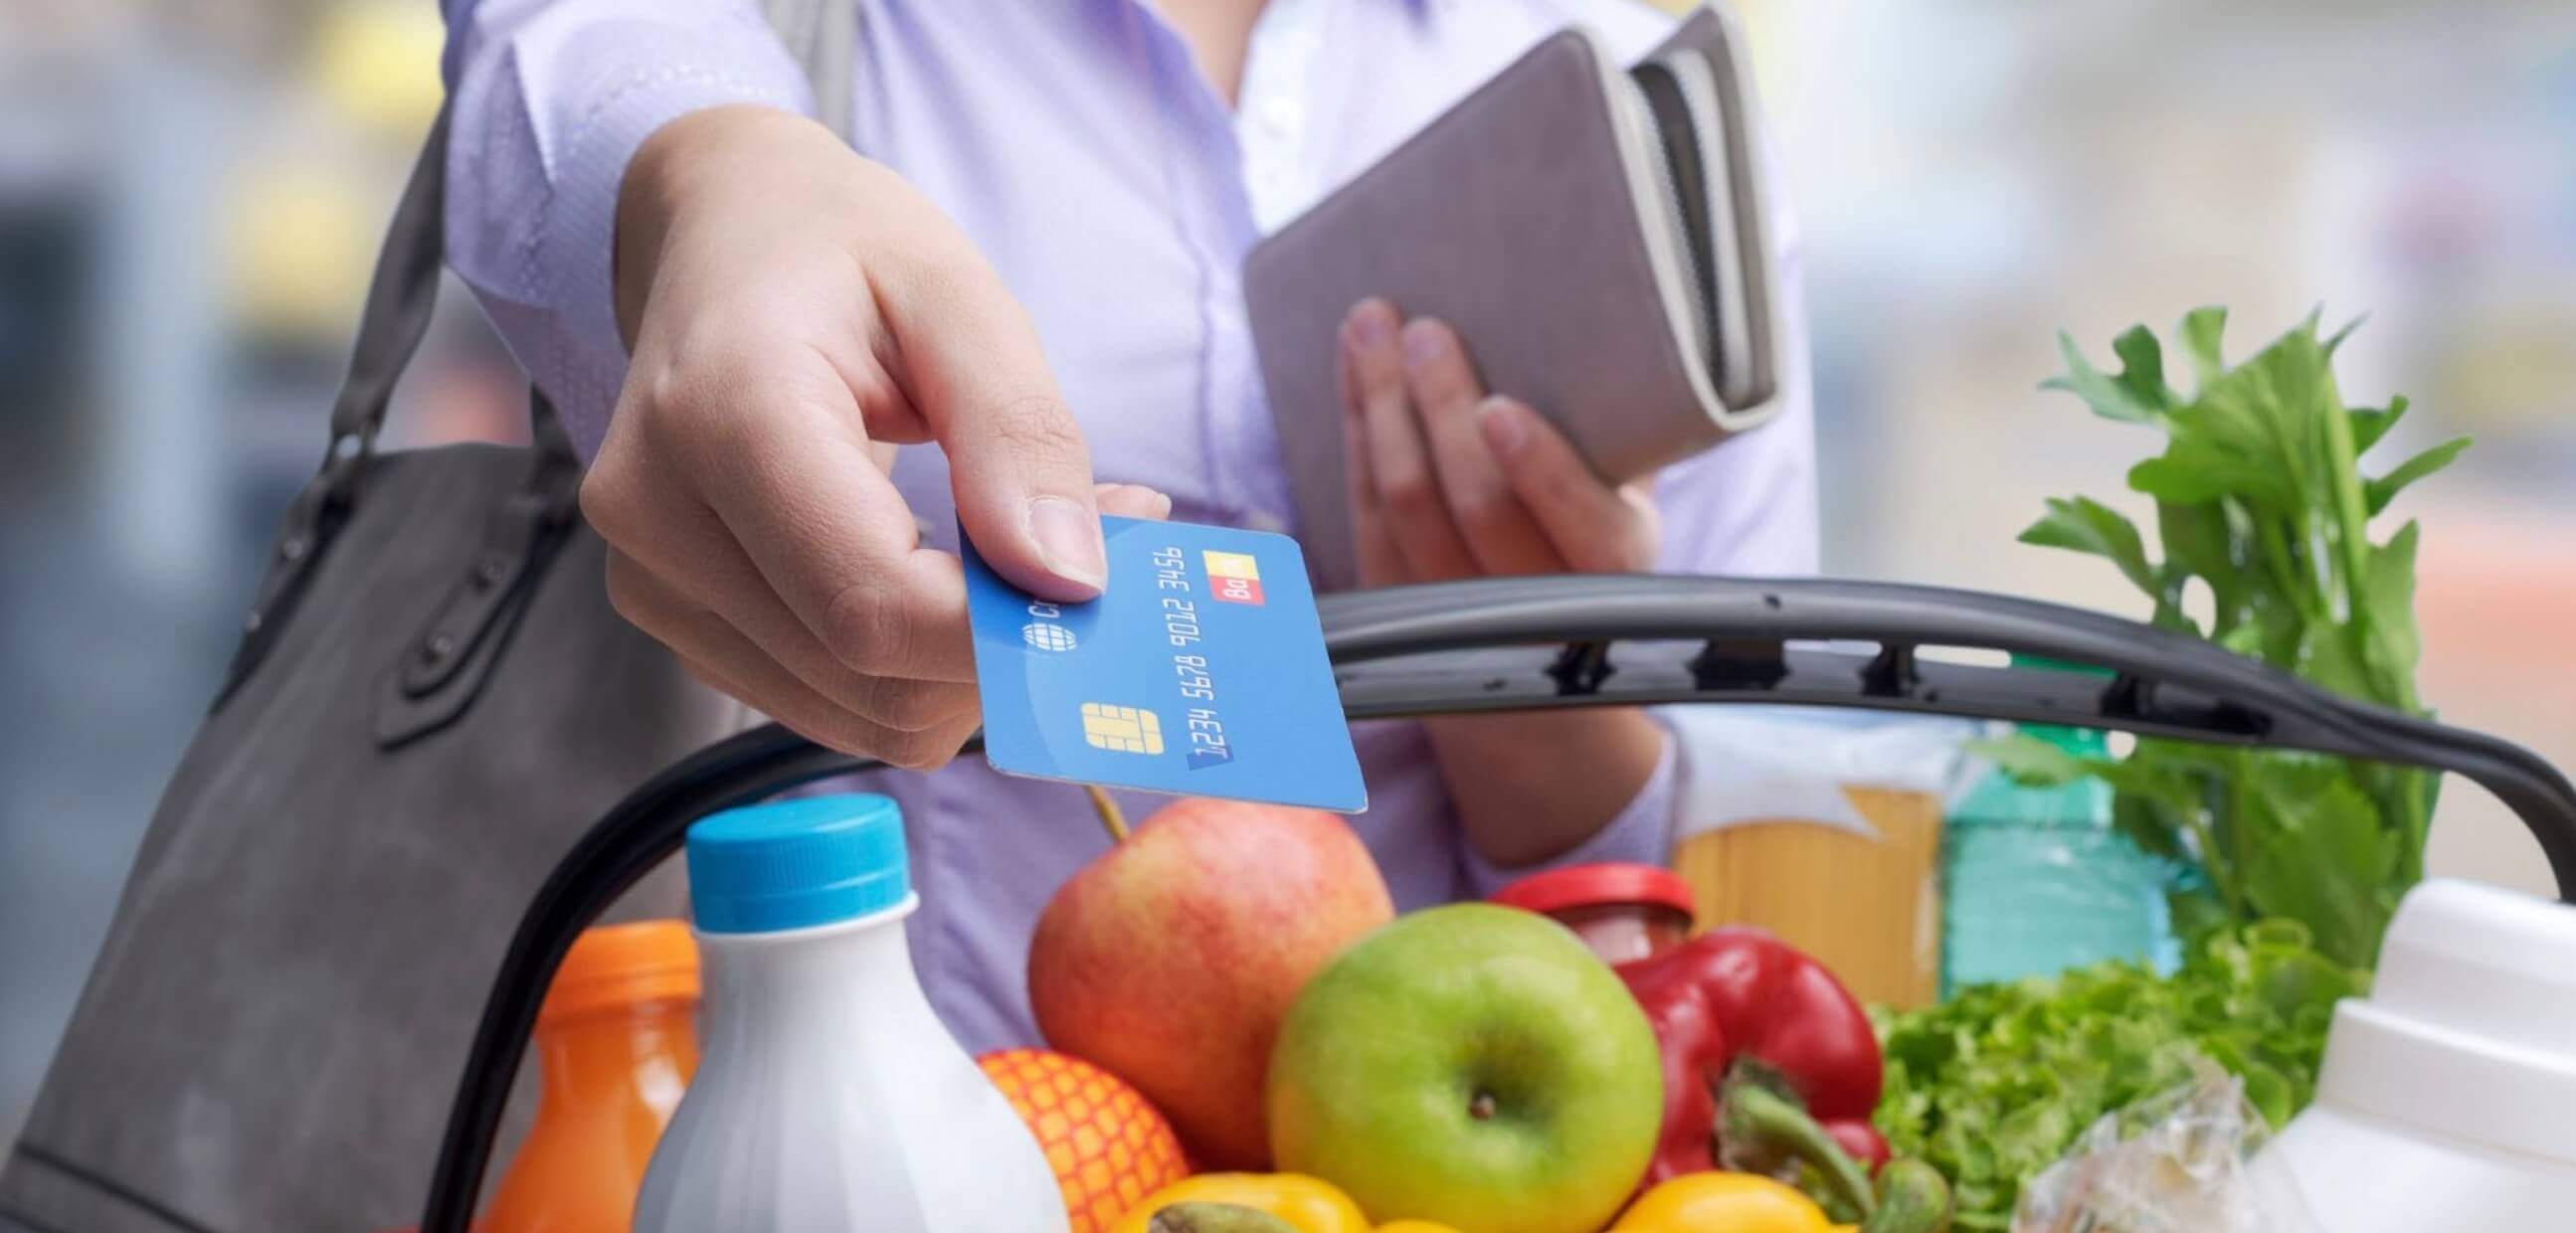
[{"xmin": 441, "ymin": 0, "xmax": 1820, "ymax": 1053}]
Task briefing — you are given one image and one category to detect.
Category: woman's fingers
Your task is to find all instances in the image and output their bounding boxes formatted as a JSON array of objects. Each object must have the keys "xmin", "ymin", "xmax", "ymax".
[
  {"xmin": 605, "ymin": 535, "xmax": 980, "ymax": 721},
  {"xmin": 1478, "ymin": 396, "xmax": 1657, "ymax": 574},
  {"xmin": 602, "ymin": 473, "xmax": 1165, "ymax": 766},
  {"xmin": 1095, "ymin": 481, "xmax": 1174, "ymax": 521},
  {"xmin": 867, "ymin": 190, "xmax": 1114, "ymax": 604},
  {"xmin": 690, "ymin": 376, "xmax": 988, "ymax": 685},
  {"xmin": 1398, "ymin": 317, "xmax": 1563, "ymax": 576},
  {"xmin": 1333, "ymin": 300, "xmax": 1660, "ymax": 584},
  {"xmin": 605, "ymin": 548, "xmax": 982, "ymax": 768},
  {"xmin": 1337, "ymin": 334, "xmax": 1409, "ymax": 586},
  {"xmin": 1344, "ymin": 298, "xmax": 1477, "ymax": 581}
]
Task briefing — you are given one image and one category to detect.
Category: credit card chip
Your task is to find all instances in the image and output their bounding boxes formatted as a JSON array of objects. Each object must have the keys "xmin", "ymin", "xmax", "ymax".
[{"xmin": 1079, "ymin": 703, "xmax": 1165, "ymax": 755}]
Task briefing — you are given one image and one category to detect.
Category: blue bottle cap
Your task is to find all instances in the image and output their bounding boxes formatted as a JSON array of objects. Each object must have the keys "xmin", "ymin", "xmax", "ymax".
[{"xmin": 684, "ymin": 794, "xmax": 911, "ymax": 935}]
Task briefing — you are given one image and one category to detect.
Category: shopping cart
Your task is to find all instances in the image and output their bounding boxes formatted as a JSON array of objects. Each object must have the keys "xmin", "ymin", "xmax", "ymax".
[{"xmin": 415, "ymin": 572, "xmax": 2576, "ymax": 1233}]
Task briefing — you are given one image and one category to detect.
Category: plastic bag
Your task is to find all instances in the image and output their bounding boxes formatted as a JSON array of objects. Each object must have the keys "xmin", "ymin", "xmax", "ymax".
[
  {"xmin": 2012, "ymin": 1062, "xmax": 2289, "ymax": 1233},
  {"xmin": 1669, "ymin": 707, "xmax": 1984, "ymax": 840}
]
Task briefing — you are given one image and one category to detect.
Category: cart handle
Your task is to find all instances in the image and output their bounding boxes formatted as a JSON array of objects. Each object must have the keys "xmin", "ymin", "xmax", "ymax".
[{"xmin": 419, "ymin": 573, "xmax": 2576, "ymax": 1232}]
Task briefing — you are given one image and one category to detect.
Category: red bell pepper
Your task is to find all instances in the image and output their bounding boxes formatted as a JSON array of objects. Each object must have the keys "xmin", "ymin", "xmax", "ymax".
[{"xmin": 1614, "ymin": 927, "xmax": 1889, "ymax": 1185}]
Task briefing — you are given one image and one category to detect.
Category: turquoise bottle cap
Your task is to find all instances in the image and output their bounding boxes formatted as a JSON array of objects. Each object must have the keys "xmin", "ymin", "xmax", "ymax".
[{"xmin": 684, "ymin": 794, "xmax": 911, "ymax": 934}]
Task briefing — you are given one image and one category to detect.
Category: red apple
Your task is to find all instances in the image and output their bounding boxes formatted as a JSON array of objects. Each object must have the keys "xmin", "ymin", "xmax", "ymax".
[{"xmin": 1027, "ymin": 797, "xmax": 1393, "ymax": 1169}]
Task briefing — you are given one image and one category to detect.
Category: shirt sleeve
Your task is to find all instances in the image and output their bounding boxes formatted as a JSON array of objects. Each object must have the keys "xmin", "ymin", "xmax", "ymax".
[{"xmin": 440, "ymin": 0, "xmax": 816, "ymax": 459}]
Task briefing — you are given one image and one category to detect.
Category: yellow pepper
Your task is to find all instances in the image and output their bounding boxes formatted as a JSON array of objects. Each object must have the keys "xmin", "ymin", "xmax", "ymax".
[
  {"xmin": 1374, "ymin": 1223, "xmax": 1462, "ymax": 1233},
  {"xmin": 1611, "ymin": 1171, "xmax": 1857, "ymax": 1233},
  {"xmin": 1110, "ymin": 1173, "xmax": 1372, "ymax": 1233}
]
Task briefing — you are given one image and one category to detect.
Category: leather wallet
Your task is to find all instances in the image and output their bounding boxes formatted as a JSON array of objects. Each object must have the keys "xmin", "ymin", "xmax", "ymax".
[{"xmin": 1244, "ymin": 4, "xmax": 1785, "ymax": 592}]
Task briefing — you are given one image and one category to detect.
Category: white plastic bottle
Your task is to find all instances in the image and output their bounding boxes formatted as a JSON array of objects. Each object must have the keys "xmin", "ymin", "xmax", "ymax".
[
  {"xmin": 632, "ymin": 794, "xmax": 1068, "ymax": 1232},
  {"xmin": 2245, "ymin": 878, "xmax": 2576, "ymax": 1230}
]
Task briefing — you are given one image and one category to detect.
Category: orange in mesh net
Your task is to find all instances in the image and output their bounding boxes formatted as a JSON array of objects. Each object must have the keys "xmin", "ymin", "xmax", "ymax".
[{"xmin": 978, "ymin": 1047, "xmax": 1194, "ymax": 1230}]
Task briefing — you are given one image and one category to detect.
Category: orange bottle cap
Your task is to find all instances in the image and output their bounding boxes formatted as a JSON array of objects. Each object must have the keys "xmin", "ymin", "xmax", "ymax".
[{"xmin": 538, "ymin": 919, "xmax": 701, "ymax": 1026}]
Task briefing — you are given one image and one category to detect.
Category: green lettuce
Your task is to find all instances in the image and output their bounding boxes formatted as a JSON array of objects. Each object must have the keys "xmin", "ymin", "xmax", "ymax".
[{"xmin": 1872, "ymin": 922, "xmax": 2366, "ymax": 1231}]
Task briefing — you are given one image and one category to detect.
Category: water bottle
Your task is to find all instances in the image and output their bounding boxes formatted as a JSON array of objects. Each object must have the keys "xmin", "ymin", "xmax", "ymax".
[
  {"xmin": 632, "ymin": 794, "xmax": 1068, "ymax": 1232},
  {"xmin": 1940, "ymin": 658, "xmax": 2174, "ymax": 993}
]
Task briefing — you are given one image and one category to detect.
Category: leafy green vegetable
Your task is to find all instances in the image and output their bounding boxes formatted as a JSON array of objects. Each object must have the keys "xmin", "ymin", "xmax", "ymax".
[
  {"xmin": 2012, "ymin": 309, "xmax": 2462, "ymax": 968},
  {"xmin": 1872, "ymin": 923, "xmax": 2367, "ymax": 1231}
]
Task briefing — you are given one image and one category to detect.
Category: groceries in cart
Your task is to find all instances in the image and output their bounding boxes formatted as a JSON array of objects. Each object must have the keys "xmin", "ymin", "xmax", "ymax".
[{"xmin": 370, "ymin": 304, "xmax": 2576, "ymax": 1233}]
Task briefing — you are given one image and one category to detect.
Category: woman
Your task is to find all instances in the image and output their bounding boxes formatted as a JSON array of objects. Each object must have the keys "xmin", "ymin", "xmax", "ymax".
[{"xmin": 440, "ymin": 0, "xmax": 1818, "ymax": 1052}]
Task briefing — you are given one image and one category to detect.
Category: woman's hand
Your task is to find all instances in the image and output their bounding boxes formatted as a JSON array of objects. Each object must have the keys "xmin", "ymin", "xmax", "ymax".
[
  {"xmin": 585, "ymin": 105, "xmax": 1167, "ymax": 769},
  {"xmin": 1337, "ymin": 298, "xmax": 1667, "ymax": 866},
  {"xmin": 1339, "ymin": 299, "xmax": 1657, "ymax": 585}
]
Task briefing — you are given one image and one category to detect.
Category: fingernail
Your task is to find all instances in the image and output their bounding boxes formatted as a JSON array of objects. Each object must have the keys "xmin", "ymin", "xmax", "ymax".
[
  {"xmin": 1401, "ymin": 320, "xmax": 1442, "ymax": 368},
  {"xmin": 1348, "ymin": 302, "xmax": 1393, "ymax": 348},
  {"xmin": 1107, "ymin": 483, "xmax": 1175, "ymax": 520},
  {"xmin": 1027, "ymin": 495, "xmax": 1107, "ymax": 590},
  {"xmin": 1478, "ymin": 399, "xmax": 1528, "ymax": 456}
]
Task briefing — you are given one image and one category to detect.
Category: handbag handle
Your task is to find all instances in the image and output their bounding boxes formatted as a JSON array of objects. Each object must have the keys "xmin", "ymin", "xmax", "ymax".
[
  {"xmin": 313, "ymin": 104, "xmax": 586, "ymax": 526},
  {"xmin": 418, "ymin": 571, "xmax": 2576, "ymax": 1232},
  {"xmin": 214, "ymin": 107, "xmax": 585, "ymax": 711},
  {"xmin": 314, "ymin": 108, "xmax": 543, "ymax": 490}
]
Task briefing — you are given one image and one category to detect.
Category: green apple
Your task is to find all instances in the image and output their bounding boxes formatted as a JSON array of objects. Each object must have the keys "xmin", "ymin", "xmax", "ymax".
[{"xmin": 1265, "ymin": 904, "xmax": 1663, "ymax": 1233}]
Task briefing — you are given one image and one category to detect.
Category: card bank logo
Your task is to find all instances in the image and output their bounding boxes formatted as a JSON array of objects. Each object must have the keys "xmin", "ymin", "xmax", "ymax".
[
  {"xmin": 1021, "ymin": 600, "xmax": 1075, "ymax": 652},
  {"xmin": 1202, "ymin": 551, "xmax": 1263, "ymax": 606}
]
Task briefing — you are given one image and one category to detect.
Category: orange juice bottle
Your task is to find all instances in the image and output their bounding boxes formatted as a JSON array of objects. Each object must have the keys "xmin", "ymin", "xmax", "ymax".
[{"xmin": 481, "ymin": 920, "xmax": 701, "ymax": 1233}]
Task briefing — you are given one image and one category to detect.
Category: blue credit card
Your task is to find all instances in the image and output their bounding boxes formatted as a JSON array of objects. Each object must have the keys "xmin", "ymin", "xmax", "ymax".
[{"xmin": 963, "ymin": 516, "xmax": 1367, "ymax": 812}]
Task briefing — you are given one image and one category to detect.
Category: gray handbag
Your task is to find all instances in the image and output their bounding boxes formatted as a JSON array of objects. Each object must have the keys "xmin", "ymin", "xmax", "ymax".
[
  {"xmin": 0, "ymin": 113, "xmax": 735, "ymax": 1233},
  {"xmin": 0, "ymin": 3, "xmax": 855, "ymax": 1227}
]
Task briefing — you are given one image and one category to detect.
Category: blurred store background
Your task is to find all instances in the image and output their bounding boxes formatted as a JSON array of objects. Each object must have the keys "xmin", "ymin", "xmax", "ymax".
[{"xmin": 2, "ymin": 0, "xmax": 2571, "ymax": 1145}]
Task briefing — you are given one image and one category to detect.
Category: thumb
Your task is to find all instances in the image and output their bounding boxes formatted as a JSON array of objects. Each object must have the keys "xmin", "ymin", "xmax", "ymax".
[{"xmin": 884, "ymin": 249, "xmax": 1108, "ymax": 602}]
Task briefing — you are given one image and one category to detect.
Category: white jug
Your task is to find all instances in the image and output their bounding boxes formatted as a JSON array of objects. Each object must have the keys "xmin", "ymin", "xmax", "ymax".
[
  {"xmin": 633, "ymin": 795, "xmax": 1068, "ymax": 1232},
  {"xmin": 2247, "ymin": 878, "xmax": 2576, "ymax": 1229}
]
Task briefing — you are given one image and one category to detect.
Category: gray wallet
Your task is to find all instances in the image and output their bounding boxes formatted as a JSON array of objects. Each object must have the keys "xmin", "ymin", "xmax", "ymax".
[{"xmin": 1244, "ymin": 4, "xmax": 1785, "ymax": 592}]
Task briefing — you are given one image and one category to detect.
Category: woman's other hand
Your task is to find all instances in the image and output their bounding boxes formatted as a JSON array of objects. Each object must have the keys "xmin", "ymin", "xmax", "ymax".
[
  {"xmin": 1335, "ymin": 297, "xmax": 1666, "ymax": 867},
  {"xmin": 1337, "ymin": 297, "xmax": 1658, "ymax": 586}
]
